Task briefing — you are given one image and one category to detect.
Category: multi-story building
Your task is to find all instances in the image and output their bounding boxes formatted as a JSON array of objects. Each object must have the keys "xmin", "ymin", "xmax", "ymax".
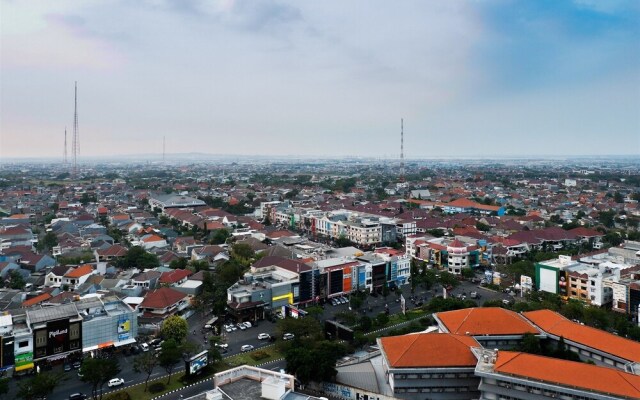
[
  {"xmin": 474, "ymin": 349, "xmax": 640, "ymax": 400},
  {"xmin": 77, "ymin": 296, "xmax": 138, "ymax": 353}
]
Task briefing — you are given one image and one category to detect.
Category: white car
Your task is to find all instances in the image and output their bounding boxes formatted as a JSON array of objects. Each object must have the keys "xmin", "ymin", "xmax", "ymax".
[
  {"xmin": 258, "ymin": 333, "xmax": 270, "ymax": 340},
  {"xmin": 241, "ymin": 344, "xmax": 254, "ymax": 352},
  {"xmin": 214, "ymin": 342, "xmax": 228, "ymax": 349},
  {"xmin": 283, "ymin": 333, "xmax": 295, "ymax": 341},
  {"xmin": 140, "ymin": 343, "xmax": 150, "ymax": 352},
  {"xmin": 243, "ymin": 321, "xmax": 252, "ymax": 328},
  {"xmin": 108, "ymin": 378, "xmax": 124, "ymax": 387},
  {"xmin": 237, "ymin": 323, "xmax": 246, "ymax": 330}
]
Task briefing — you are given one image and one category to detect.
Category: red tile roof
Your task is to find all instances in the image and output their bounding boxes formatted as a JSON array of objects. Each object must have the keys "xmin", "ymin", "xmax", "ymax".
[
  {"xmin": 436, "ymin": 307, "xmax": 539, "ymax": 336},
  {"xmin": 22, "ymin": 292, "xmax": 52, "ymax": 307},
  {"xmin": 523, "ymin": 309, "xmax": 640, "ymax": 363},
  {"xmin": 64, "ymin": 264, "xmax": 94, "ymax": 278},
  {"xmin": 380, "ymin": 333, "xmax": 479, "ymax": 368},
  {"xmin": 159, "ymin": 269, "xmax": 192, "ymax": 284},
  {"xmin": 139, "ymin": 287, "xmax": 187, "ymax": 309},
  {"xmin": 493, "ymin": 351, "xmax": 640, "ymax": 399}
]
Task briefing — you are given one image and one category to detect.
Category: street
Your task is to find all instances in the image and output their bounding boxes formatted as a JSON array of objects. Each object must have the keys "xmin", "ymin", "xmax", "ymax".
[{"xmin": 5, "ymin": 281, "xmax": 514, "ymax": 400}]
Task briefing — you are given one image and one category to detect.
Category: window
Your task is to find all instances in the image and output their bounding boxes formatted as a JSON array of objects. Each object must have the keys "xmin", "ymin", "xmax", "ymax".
[
  {"xmin": 18, "ymin": 340, "xmax": 29, "ymax": 348},
  {"xmin": 70, "ymin": 323, "xmax": 80, "ymax": 340}
]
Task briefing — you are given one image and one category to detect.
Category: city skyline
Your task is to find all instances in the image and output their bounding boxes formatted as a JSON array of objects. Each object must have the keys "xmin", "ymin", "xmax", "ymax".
[{"xmin": 1, "ymin": 0, "xmax": 639, "ymax": 159}]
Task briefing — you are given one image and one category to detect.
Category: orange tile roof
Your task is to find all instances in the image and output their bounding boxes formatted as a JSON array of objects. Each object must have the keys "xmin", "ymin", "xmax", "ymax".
[
  {"xmin": 523, "ymin": 309, "xmax": 640, "ymax": 363},
  {"xmin": 22, "ymin": 292, "xmax": 52, "ymax": 307},
  {"xmin": 436, "ymin": 307, "xmax": 539, "ymax": 336},
  {"xmin": 380, "ymin": 333, "xmax": 479, "ymax": 368},
  {"xmin": 493, "ymin": 351, "xmax": 640, "ymax": 399},
  {"xmin": 64, "ymin": 264, "xmax": 94, "ymax": 278}
]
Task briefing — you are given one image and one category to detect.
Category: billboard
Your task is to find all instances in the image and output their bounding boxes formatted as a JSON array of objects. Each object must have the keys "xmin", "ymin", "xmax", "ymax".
[
  {"xmin": 118, "ymin": 317, "xmax": 131, "ymax": 340},
  {"xmin": 186, "ymin": 350, "xmax": 208, "ymax": 376},
  {"xmin": 47, "ymin": 319, "xmax": 70, "ymax": 355}
]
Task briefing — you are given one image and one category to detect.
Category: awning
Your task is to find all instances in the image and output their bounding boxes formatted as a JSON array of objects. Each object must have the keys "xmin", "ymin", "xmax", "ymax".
[
  {"xmin": 98, "ymin": 341, "xmax": 114, "ymax": 349},
  {"xmin": 48, "ymin": 354, "xmax": 67, "ymax": 361},
  {"xmin": 15, "ymin": 363, "xmax": 35, "ymax": 372},
  {"xmin": 114, "ymin": 338, "xmax": 137, "ymax": 347},
  {"xmin": 83, "ymin": 345, "xmax": 99, "ymax": 352}
]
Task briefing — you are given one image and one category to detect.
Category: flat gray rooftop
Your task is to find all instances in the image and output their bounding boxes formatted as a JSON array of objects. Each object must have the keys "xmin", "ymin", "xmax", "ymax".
[
  {"xmin": 27, "ymin": 303, "xmax": 79, "ymax": 324},
  {"xmin": 218, "ymin": 378, "xmax": 262, "ymax": 400}
]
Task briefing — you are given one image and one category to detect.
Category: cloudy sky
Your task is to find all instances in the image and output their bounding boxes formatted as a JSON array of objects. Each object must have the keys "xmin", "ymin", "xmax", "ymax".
[{"xmin": 1, "ymin": 0, "xmax": 639, "ymax": 159}]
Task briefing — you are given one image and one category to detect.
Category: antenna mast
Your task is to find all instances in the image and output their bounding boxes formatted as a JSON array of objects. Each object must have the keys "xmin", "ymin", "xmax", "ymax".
[
  {"xmin": 72, "ymin": 82, "xmax": 79, "ymax": 176},
  {"xmin": 163, "ymin": 136, "xmax": 166, "ymax": 163},
  {"xmin": 400, "ymin": 118, "xmax": 405, "ymax": 183},
  {"xmin": 63, "ymin": 127, "xmax": 68, "ymax": 164}
]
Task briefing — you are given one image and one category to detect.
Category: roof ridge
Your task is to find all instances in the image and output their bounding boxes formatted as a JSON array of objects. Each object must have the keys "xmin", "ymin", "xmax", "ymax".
[
  {"xmin": 394, "ymin": 333, "xmax": 423, "ymax": 365},
  {"xmin": 494, "ymin": 351, "xmax": 523, "ymax": 369},
  {"xmin": 616, "ymin": 370, "xmax": 640, "ymax": 394},
  {"xmin": 454, "ymin": 308, "xmax": 474, "ymax": 333}
]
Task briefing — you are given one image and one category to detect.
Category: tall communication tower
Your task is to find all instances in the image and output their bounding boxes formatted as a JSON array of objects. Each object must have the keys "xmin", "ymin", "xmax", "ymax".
[
  {"xmin": 72, "ymin": 82, "xmax": 80, "ymax": 175},
  {"xmin": 399, "ymin": 118, "xmax": 405, "ymax": 183},
  {"xmin": 63, "ymin": 127, "xmax": 68, "ymax": 164}
]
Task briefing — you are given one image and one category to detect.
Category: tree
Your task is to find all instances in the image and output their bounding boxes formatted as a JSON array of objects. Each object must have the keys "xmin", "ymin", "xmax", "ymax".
[
  {"xmin": 37, "ymin": 232, "xmax": 58, "ymax": 251},
  {"xmin": 17, "ymin": 371, "xmax": 65, "ymax": 400},
  {"xmin": 438, "ymin": 271, "xmax": 459, "ymax": 289},
  {"xmin": 80, "ymin": 357, "xmax": 121, "ymax": 400},
  {"xmin": 161, "ymin": 315, "xmax": 189, "ymax": 344},
  {"xmin": 169, "ymin": 258, "xmax": 188, "ymax": 270},
  {"xmin": 8, "ymin": 269, "xmax": 26, "ymax": 290},
  {"xmin": 614, "ymin": 191, "xmax": 625, "ymax": 203},
  {"xmin": 285, "ymin": 340, "xmax": 347, "ymax": 384},
  {"xmin": 119, "ymin": 246, "xmax": 159, "ymax": 269},
  {"xmin": 159, "ymin": 339, "xmax": 182, "ymax": 384},
  {"xmin": 230, "ymin": 243, "xmax": 255, "ymax": 267},
  {"xmin": 133, "ymin": 352, "xmax": 159, "ymax": 392},
  {"xmin": 210, "ymin": 228, "xmax": 231, "ymax": 245},
  {"xmin": 518, "ymin": 333, "xmax": 542, "ymax": 354},
  {"xmin": 0, "ymin": 377, "xmax": 9, "ymax": 396}
]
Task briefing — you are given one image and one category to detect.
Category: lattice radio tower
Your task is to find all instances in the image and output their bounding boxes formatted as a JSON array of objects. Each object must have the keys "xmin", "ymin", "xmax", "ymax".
[
  {"xmin": 399, "ymin": 118, "xmax": 405, "ymax": 183},
  {"xmin": 63, "ymin": 127, "xmax": 68, "ymax": 164},
  {"xmin": 72, "ymin": 82, "xmax": 80, "ymax": 176}
]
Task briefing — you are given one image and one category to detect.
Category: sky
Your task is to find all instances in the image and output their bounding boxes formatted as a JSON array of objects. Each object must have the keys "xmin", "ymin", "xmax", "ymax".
[{"xmin": 1, "ymin": 0, "xmax": 639, "ymax": 160}]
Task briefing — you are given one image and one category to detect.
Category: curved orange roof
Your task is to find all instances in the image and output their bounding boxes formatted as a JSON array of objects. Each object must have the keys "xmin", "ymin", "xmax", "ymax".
[
  {"xmin": 380, "ymin": 333, "xmax": 479, "ymax": 368},
  {"xmin": 523, "ymin": 309, "xmax": 640, "ymax": 363},
  {"xmin": 436, "ymin": 307, "xmax": 539, "ymax": 336},
  {"xmin": 494, "ymin": 351, "xmax": 640, "ymax": 399}
]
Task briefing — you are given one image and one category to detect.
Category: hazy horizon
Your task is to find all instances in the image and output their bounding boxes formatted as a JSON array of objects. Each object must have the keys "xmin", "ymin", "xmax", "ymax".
[{"xmin": 2, "ymin": 1, "xmax": 639, "ymax": 159}]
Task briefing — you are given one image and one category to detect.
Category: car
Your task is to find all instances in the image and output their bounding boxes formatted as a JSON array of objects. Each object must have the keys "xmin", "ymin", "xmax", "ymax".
[
  {"xmin": 241, "ymin": 344, "xmax": 254, "ymax": 352},
  {"xmin": 243, "ymin": 321, "xmax": 252, "ymax": 328},
  {"xmin": 152, "ymin": 340, "xmax": 164, "ymax": 349},
  {"xmin": 149, "ymin": 338, "xmax": 162, "ymax": 347},
  {"xmin": 214, "ymin": 342, "xmax": 228, "ymax": 349},
  {"xmin": 258, "ymin": 333, "xmax": 270, "ymax": 340},
  {"xmin": 340, "ymin": 297, "xmax": 348, "ymax": 304},
  {"xmin": 130, "ymin": 345, "xmax": 140, "ymax": 355},
  {"xmin": 283, "ymin": 333, "xmax": 295, "ymax": 341},
  {"xmin": 224, "ymin": 325, "xmax": 232, "ymax": 333},
  {"xmin": 64, "ymin": 364, "xmax": 72, "ymax": 372},
  {"xmin": 68, "ymin": 393, "xmax": 87, "ymax": 400},
  {"xmin": 237, "ymin": 323, "xmax": 246, "ymax": 330},
  {"xmin": 108, "ymin": 378, "xmax": 125, "ymax": 387},
  {"xmin": 140, "ymin": 343, "xmax": 150, "ymax": 352},
  {"xmin": 330, "ymin": 298, "xmax": 337, "ymax": 306},
  {"xmin": 73, "ymin": 361, "xmax": 82, "ymax": 369},
  {"xmin": 77, "ymin": 370, "xmax": 84, "ymax": 379}
]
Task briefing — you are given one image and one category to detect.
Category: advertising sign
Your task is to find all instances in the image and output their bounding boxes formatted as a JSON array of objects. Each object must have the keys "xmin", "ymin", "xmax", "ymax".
[
  {"xmin": 15, "ymin": 352, "xmax": 33, "ymax": 367},
  {"xmin": 186, "ymin": 350, "xmax": 208, "ymax": 376},
  {"xmin": 47, "ymin": 319, "xmax": 70, "ymax": 355},
  {"xmin": 118, "ymin": 317, "xmax": 131, "ymax": 340}
]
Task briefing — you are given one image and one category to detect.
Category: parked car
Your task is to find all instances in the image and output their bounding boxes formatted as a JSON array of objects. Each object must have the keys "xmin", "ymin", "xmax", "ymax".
[
  {"xmin": 149, "ymin": 338, "xmax": 162, "ymax": 347},
  {"xmin": 243, "ymin": 321, "xmax": 252, "ymax": 328},
  {"xmin": 72, "ymin": 361, "xmax": 82, "ymax": 369},
  {"xmin": 140, "ymin": 343, "xmax": 150, "ymax": 352},
  {"xmin": 214, "ymin": 342, "xmax": 228, "ymax": 349},
  {"xmin": 258, "ymin": 333, "xmax": 270, "ymax": 340},
  {"xmin": 108, "ymin": 378, "xmax": 125, "ymax": 387},
  {"xmin": 64, "ymin": 364, "xmax": 72, "ymax": 372},
  {"xmin": 283, "ymin": 333, "xmax": 295, "ymax": 341},
  {"xmin": 237, "ymin": 323, "xmax": 247, "ymax": 330},
  {"xmin": 241, "ymin": 344, "xmax": 254, "ymax": 352},
  {"xmin": 69, "ymin": 394, "xmax": 87, "ymax": 400}
]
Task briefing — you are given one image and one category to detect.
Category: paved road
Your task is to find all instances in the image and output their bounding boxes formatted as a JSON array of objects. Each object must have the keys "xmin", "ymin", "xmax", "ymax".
[{"xmin": 9, "ymin": 280, "xmax": 513, "ymax": 400}]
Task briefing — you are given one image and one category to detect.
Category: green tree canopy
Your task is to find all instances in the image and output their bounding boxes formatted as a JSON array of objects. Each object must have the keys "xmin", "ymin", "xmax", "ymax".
[
  {"xmin": 17, "ymin": 371, "xmax": 65, "ymax": 400},
  {"xmin": 133, "ymin": 351, "xmax": 159, "ymax": 392},
  {"xmin": 161, "ymin": 315, "xmax": 189, "ymax": 344},
  {"xmin": 80, "ymin": 357, "xmax": 121, "ymax": 400},
  {"xmin": 118, "ymin": 246, "xmax": 159, "ymax": 269},
  {"xmin": 158, "ymin": 339, "xmax": 182, "ymax": 384}
]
